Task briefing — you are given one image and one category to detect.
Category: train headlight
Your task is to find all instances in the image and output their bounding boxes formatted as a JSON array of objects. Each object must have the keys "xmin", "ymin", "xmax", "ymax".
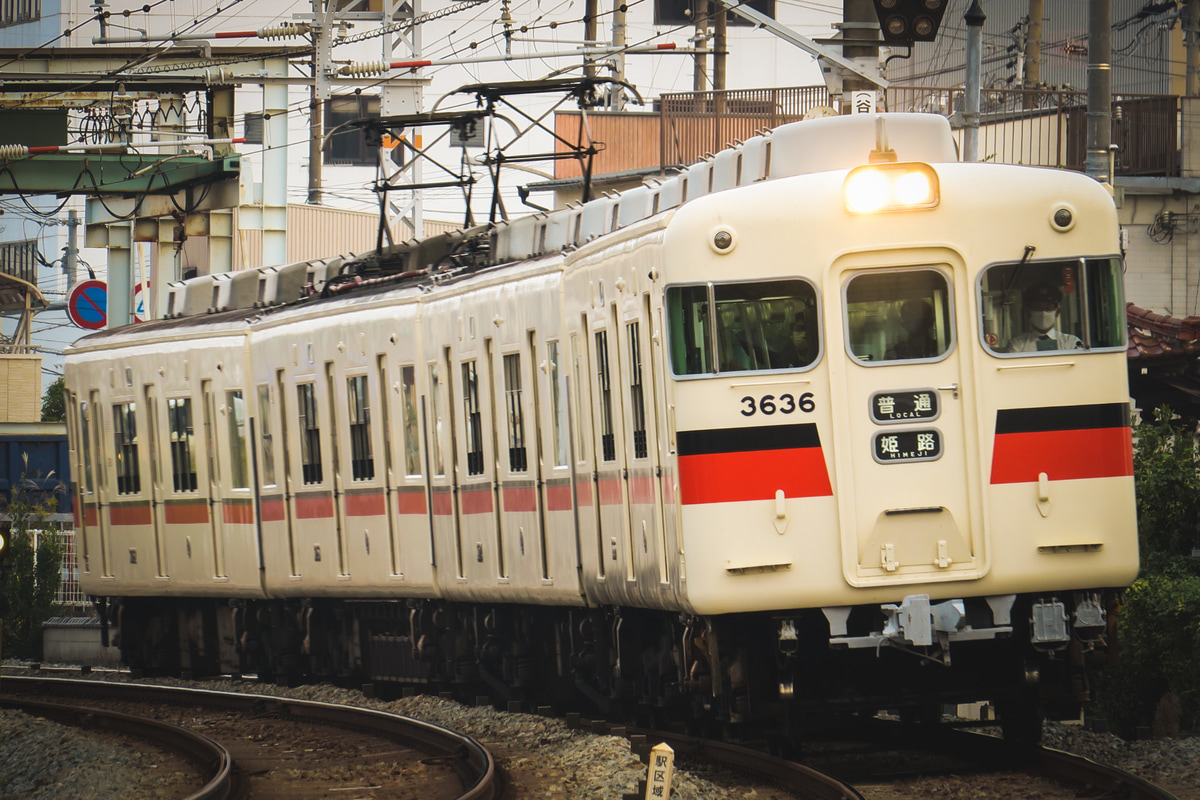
[{"xmin": 844, "ymin": 163, "xmax": 940, "ymax": 214}]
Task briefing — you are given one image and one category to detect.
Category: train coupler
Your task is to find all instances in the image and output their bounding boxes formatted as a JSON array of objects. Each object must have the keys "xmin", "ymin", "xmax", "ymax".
[{"xmin": 825, "ymin": 594, "xmax": 1014, "ymax": 665}]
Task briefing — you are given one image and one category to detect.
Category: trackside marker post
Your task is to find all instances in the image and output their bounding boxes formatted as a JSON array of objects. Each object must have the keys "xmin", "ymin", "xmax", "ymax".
[{"xmin": 645, "ymin": 742, "xmax": 674, "ymax": 798}]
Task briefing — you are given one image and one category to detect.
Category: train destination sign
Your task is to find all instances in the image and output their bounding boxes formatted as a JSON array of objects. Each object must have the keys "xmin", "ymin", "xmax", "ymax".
[
  {"xmin": 873, "ymin": 429, "xmax": 942, "ymax": 463},
  {"xmin": 870, "ymin": 389, "xmax": 939, "ymax": 424}
]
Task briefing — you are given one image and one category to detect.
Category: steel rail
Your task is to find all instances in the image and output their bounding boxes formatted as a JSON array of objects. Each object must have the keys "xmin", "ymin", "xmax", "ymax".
[
  {"xmin": 628, "ymin": 726, "xmax": 864, "ymax": 800},
  {"xmin": 0, "ymin": 695, "xmax": 234, "ymax": 800},
  {"xmin": 2, "ymin": 676, "xmax": 499, "ymax": 800}
]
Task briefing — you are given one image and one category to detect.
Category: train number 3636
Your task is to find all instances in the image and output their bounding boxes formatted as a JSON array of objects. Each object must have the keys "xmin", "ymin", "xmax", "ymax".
[{"xmin": 739, "ymin": 393, "xmax": 816, "ymax": 417}]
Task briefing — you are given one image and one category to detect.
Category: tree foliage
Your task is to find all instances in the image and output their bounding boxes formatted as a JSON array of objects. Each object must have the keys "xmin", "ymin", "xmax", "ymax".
[
  {"xmin": 41, "ymin": 376, "xmax": 65, "ymax": 423},
  {"xmin": 1097, "ymin": 407, "xmax": 1200, "ymax": 734},
  {"xmin": 0, "ymin": 466, "xmax": 65, "ymax": 659}
]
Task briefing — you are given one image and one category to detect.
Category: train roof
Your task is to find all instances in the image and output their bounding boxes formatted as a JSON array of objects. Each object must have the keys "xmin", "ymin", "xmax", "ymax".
[{"xmin": 72, "ymin": 113, "xmax": 959, "ymax": 353}]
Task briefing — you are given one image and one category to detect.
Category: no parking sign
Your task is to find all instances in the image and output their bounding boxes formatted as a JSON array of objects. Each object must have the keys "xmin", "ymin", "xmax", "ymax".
[{"xmin": 67, "ymin": 280, "xmax": 108, "ymax": 330}]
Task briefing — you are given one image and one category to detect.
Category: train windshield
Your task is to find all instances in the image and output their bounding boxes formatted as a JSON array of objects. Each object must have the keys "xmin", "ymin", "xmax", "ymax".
[
  {"xmin": 980, "ymin": 257, "xmax": 1125, "ymax": 355},
  {"xmin": 845, "ymin": 269, "xmax": 953, "ymax": 363},
  {"xmin": 667, "ymin": 279, "xmax": 819, "ymax": 376}
]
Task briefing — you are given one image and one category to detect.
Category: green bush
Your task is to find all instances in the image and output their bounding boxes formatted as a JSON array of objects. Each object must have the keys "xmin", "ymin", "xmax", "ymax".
[
  {"xmin": 1096, "ymin": 407, "xmax": 1200, "ymax": 735},
  {"xmin": 0, "ymin": 469, "xmax": 65, "ymax": 659}
]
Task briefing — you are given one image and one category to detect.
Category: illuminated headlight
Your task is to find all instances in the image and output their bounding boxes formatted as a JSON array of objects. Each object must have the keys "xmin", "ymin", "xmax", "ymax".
[{"xmin": 844, "ymin": 163, "xmax": 940, "ymax": 214}]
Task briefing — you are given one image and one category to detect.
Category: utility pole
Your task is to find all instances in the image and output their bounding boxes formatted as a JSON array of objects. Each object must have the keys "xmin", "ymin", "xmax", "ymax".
[
  {"xmin": 713, "ymin": 3, "xmax": 727, "ymax": 91},
  {"xmin": 1085, "ymin": 0, "xmax": 1113, "ymax": 182},
  {"xmin": 585, "ymin": 0, "xmax": 599, "ymax": 79},
  {"xmin": 841, "ymin": 0, "xmax": 882, "ymax": 113},
  {"xmin": 693, "ymin": 0, "xmax": 709, "ymax": 91},
  {"xmin": 1187, "ymin": 0, "xmax": 1200, "ymax": 97},
  {"xmin": 963, "ymin": 0, "xmax": 986, "ymax": 162},
  {"xmin": 1024, "ymin": 0, "xmax": 1043, "ymax": 109},
  {"xmin": 611, "ymin": 0, "xmax": 628, "ymax": 109},
  {"xmin": 308, "ymin": 0, "xmax": 331, "ymax": 205}
]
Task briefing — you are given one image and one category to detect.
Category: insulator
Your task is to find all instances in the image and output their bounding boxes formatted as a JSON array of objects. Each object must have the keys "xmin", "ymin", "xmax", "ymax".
[
  {"xmin": 0, "ymin": 145, "xmax": 30, "ymax": 159},
  {"xmin": 258, "ymin": 23, "xmax": 309, "ymax": 40},
  {"xmin": 339, "ymin": 61, "xmax": 388, "ymax": 78}
]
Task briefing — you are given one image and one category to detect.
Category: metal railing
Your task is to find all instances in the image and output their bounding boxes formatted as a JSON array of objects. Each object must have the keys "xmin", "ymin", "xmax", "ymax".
[{"xmin": 655, "ymin": 85, "xmax": 1178, "ymax": 177}]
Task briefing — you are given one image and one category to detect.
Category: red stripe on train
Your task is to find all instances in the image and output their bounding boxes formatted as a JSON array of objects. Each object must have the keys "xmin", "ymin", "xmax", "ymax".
[
  {"xmin": 110, "ymin": 504, "xmax": 152, "ymax": 526},
  {"xmin": 260, "ymin": 499, "xmax": 286, "ymax": 522},
  {"xmin": 295, "ymin": 496, "xmax": 335, "ymax": 519},
  {"xmin": 503, "ymin": 486, "xmax": 537, "ymax": 513},
  {"xmin": 546, "ymin": 484, "xmax": 573, "ymax": 511},
  {"xmin": 223, "ymin": 503, "xmax": 254, "ymax": 525},
  {"xmin": 678, "ymin": 447, "xmax": 832, "ymax": 505},
  {"xmin": 398, "ymin": 491, "xmax": 427, "ymax": 515},
  {"xmin": 345, "ymin": 492, "xmax": 386, "ymax": 517},
  {"xmin": 990, "ymin": 427, "xmax": 1133, "ymax": 484},
  {"xmin": 166, "ymin": 502, "xmax": 209, "ymax": 525}
]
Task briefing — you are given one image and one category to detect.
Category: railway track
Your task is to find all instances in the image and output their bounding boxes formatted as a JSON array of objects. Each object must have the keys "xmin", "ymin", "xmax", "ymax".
[
  {"xmin": 1, "ymin": 676, "xmax": 499, "ymax": 800},
  {"xmin": 1, "ymin": 669, "xmax": 1183, "ymax": 800}
]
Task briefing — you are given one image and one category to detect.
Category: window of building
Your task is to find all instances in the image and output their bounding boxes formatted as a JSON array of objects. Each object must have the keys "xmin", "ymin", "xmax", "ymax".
[
  {"xmin": 654, "ymin": 0, "xmax": 773, "ymax": 27},
  {"xmin": 845, "ymin": 269, "xmax": 953, "ymax": 364},
  {"xmin": 167, "ymin": 397, "xmax": 197, "ymax": 491},
  {"xmin": 297, "ymin": 383, "xmax": 323, "ymax": 484},
  {"xmin": 980, "ymin": 257, "xmax": 1126, "ymax": 355},
  {"xmin": 667, "ymin": 279, "xmax": 819, "ymax": 376},
  {"xmin": 347, "ymin": 374, "xmax": 375, "ymax": 480},
  {"xmin": 324, "ymin": 93, "xmax": 381, "ymax": 166},
  {"xmin": 112, "ymin": 402, "xmax": 140, "ymax": 494},
  {"xmin": 503, "ymin": 354, "xmax": 527, "ymax": 472},
  {"xmin": 462, "ymin": 361, "xmax": 485, "ymax": 476}
]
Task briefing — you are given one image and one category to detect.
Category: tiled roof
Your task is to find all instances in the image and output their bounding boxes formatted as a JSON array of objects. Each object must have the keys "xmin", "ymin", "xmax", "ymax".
[{"xmin": 1126, "ymin": 303, "xmax": 1200, "ymax": 360}]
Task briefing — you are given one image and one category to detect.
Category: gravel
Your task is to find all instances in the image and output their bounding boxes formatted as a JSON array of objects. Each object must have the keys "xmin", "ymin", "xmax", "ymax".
[{"xmin": 3, "ymin": 668, "xmax": 1200, "ymax": 799}]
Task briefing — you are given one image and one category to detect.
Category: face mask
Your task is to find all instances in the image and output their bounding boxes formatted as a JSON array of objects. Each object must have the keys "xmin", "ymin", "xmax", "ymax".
[{"xmin": 1030, "ymin": 310, "xmax": 1057, "ymax": 331}]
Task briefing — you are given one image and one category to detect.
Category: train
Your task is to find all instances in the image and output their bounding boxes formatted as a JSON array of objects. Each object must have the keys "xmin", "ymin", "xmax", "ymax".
[{"xmin": 63, "ymin": 112, "xmax": 1138, "ymax": 745}]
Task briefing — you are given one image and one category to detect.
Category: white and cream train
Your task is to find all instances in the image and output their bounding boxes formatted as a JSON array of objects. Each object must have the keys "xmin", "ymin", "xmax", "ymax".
[{"xmin": 64, "ymin": 113, "xmax": 1137, "ymax": 740}]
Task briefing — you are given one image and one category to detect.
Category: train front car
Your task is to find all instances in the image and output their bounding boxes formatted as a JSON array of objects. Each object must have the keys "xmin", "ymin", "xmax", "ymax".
[{"xmin": 662, "ymin": 114, "xmax": 1137, "ymax": 741}]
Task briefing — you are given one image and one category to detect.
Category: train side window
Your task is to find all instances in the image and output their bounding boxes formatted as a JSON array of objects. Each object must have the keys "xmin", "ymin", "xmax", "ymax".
[
  {"xmin": 628, "ymin": 321, "xmax": 648, "ymax": 459},
  {"xmin": 227, "ymin": 391, "xmax": 250, "ymax": 490},
  {"xmin": 112, "ymin": 402, "xmax": 140, "ymax": 495},
  {"xmin": 256, "ymin": 386, "xmax": 276, "ymax": 487},
  {"xmin": 462, "ymin": 360, "xmax": 485, "ymax": 476},
  {"xmin": 401, "ymin": 366, "xmax": 422, "ymax": 476},
  {"xmin": 980, "ymin": 257, "xmax": 1125, "ymax": 355},
  {"xmin": 79, "ymin": 401, "xmax": 95, "ymax": 494},
  {"xmin": 667, "ymin": 280, "xmax": 818, "ymax": 375},
  {"xmin": 845, "ymin": 270, "xmax": 952, "ymax": 364},
  {"xmin": 347, "ymin": 375, "xmax": 375, "ymax": 480},
  {"xmin": 547, "ymin": 342, "xmax": 568, "ymax": 467},
  {"xmin": 666, "ymin": 285, "xmax": 712, "ymax": 375},
  {"xmin": 595, "ymin": 330, "xmax": 616, "ymax": 461},
  {"xmin": 167, "ymin": 397, "xmax": 198, "ymax": 491},
  {"xmin": 503, "ymin": 354, "xmax": 527, "ymax": 472},
  {"xmin": 429, "ymin": 363, "xmax": 446, "ymax": 477},
  {"xmin": 297, "ymin": 382, "xmax": 323, "ymax": 484}
]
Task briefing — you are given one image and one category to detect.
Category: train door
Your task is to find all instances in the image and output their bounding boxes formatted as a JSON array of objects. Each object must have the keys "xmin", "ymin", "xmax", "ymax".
[
  {"xmin": 273, "ymin": 371, "xmax": 299, "ymax": 577},
  {"xmin": 427, "ymin": 352, "xmax": 462, "ymax": 578},
  {"xmin": 622, "ymin": 299, "xmax": 667, "ymax": 589},
  {"xmin": 71, "ymin": 394, "xmax": 95, "ymax": 575},
  {"xmin": 201, "ymin": 380, "xmax": 228, "ymax": 578},
  {"xmin": 835, "ymin": 262, "xmax": 982, "ymax": 585},
  {"xmin": 589, "ymin": 302, "xmax": 632, "ymax": 586},
  {"xmin": 143, "ymin": 385, "xmax": 167, "ymax": 577},
  {"xmin": 90, "ymin": 389, "xmax": 112, "ymax": 576},
  {"xmin": 498, "ymin": 339, "xmax": 542, "ymax": 583},
  {"xmin": 457, "ymin": 343, "xmax": 504, "ymax": 582}
]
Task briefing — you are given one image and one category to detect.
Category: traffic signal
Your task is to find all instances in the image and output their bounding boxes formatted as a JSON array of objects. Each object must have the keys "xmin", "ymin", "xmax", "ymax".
[{"xmin": 872, "ymin": 0, "xmax": 948, "ymax": 44}]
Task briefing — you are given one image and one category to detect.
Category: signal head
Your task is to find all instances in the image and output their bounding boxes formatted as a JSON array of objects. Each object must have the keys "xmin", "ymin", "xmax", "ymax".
[{"xmin": 872, "ymin": 0, "xmax": 947, "ymax": 44}]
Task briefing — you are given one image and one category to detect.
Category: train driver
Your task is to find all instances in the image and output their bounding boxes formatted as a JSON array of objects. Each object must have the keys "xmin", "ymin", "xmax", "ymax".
[
  {"xmin": 885, "ymin": 299, "xmax": 938, "ymax": 360},
  {"xmin": 1005, "ymin": 282, "xmax": 1082, "ymax": 352}
]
